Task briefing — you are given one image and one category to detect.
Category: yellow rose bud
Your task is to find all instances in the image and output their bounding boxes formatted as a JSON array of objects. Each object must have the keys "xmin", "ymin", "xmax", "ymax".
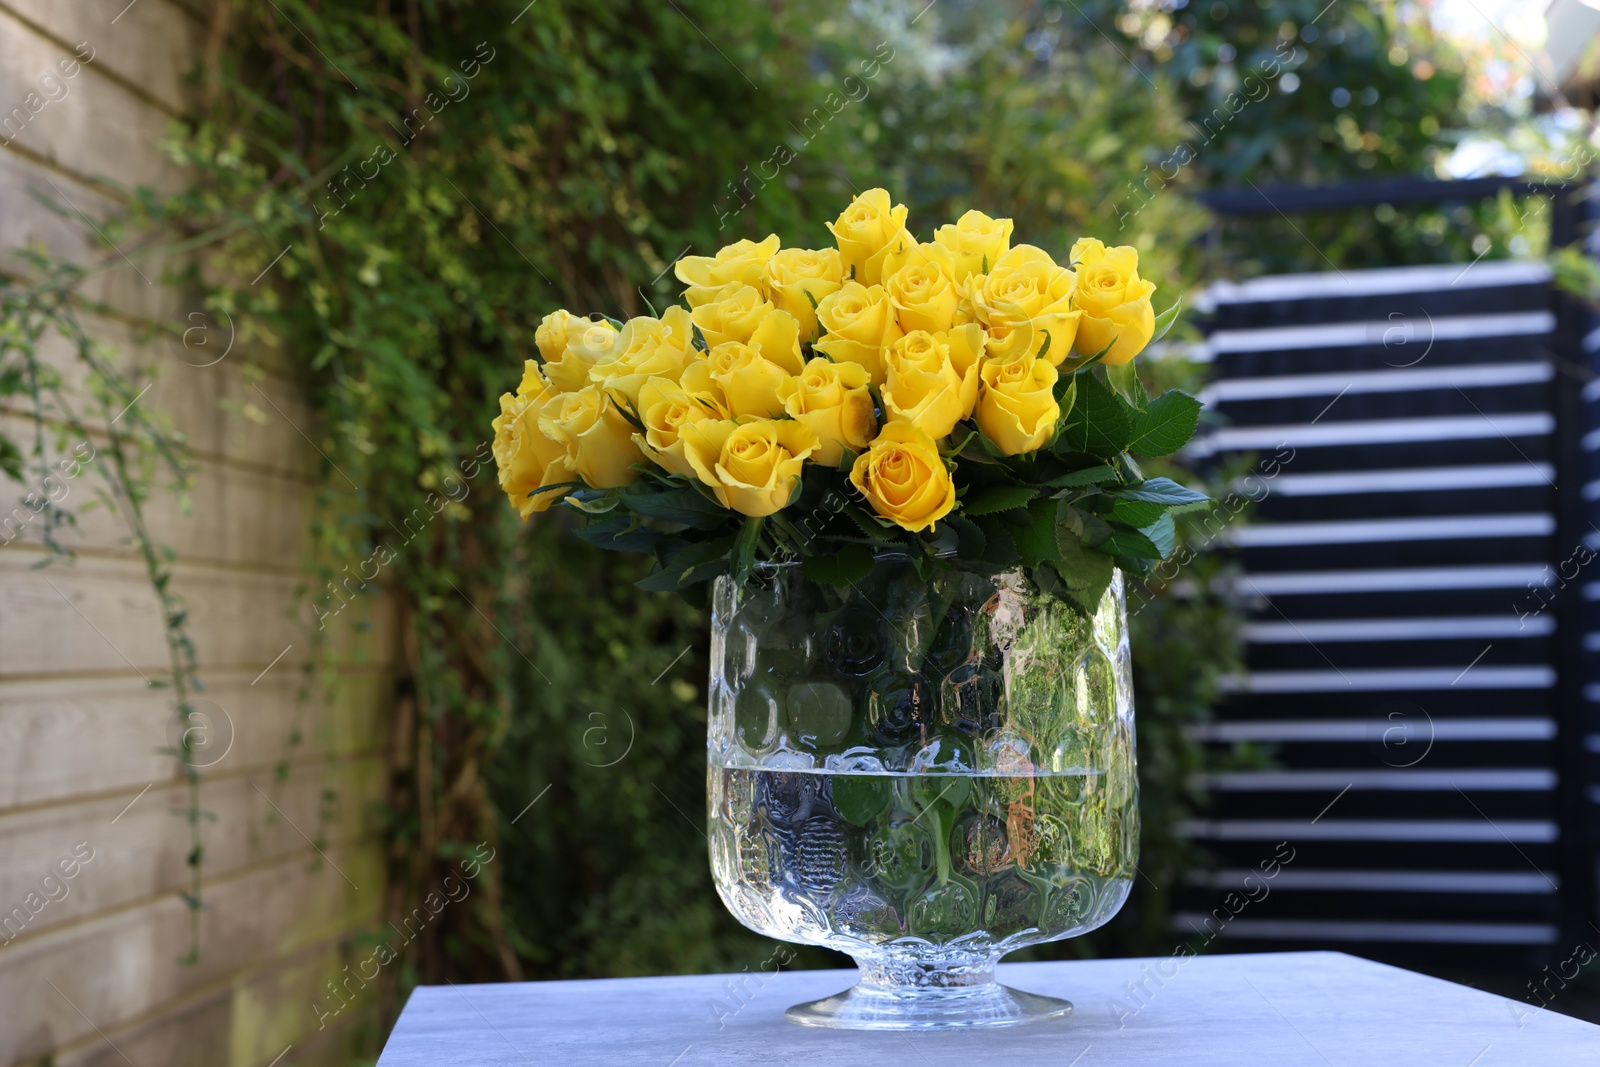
[
  {"xmin": 707, "ymin": 340, "xmax": 791, "ymax": 419},
  {"xmin": 538, "ymin": 384, "xmax": 643, "ymax": 489},
  {"xmin": 764, "ymin": 247, "xmax": 844, "ymax": 341},
  {"xmin": 814, "ymin": 280, "xmax": 903, "ymax": 384},
  {"xmin": 885, "ymin": 246, "xmax": 960, "ymax": 335},
  {"xmin": 827, "ymin": 187, "xmax": 912, "ymax": 287},
  {"xmin": 676, "ymin": 235, "xmax": 781, "ymax": 307},
  {"xmin": 1071, "ymin": 241, "xmax": 1156, "ymax": 367},
  {"xmin": 976, "ymin": 244, "xmax": 1081, "ymax": 365},
  {"xmin": 588, "ymin": 305, "xmax": 695, "ymax": 405},
  {"xmin": 747, "ymin": 308, "xmax": 805, "ymax": 375},
  {"xmin": 882, "ymin": 328, "xmax": 982, "ymax": 440},
  {"xmin": 976, "ymin": 352, "xmax": 1060, "ymax": 455},
  {"xmin": 849, "ymin": 422, "xmax": 956, "ymax": 533},
  {"xmin": 544, "ymin": 316, "xmax": 620, "ymax": 392},
  {"xmin": 681, "ymin": 418, "xmax": 818, "ymax": 518},
  {"xmin": 634, "ymin": 377, "xmax": 722, "ymax": 479},
  {"xmin": 534, "ymin": 309, "xmax": 582, "ymax": 363},
  {"xmin": 933, "ymin": 210, "xmax": 1015, "ymax": 285},
  {"xmin": 777, "ymin": 357, "xmax": 877, "ymax": 466},
  {"xmin": 690, "ymin": 282, "xmax": 774, "ymax": 349},
  {"xmin": 492, "ymin": 362, "xmax": 573, "ymax": 516},
  {"xmin": 678, "ymin": 356, "xmax": 731, "ymax": 417}
]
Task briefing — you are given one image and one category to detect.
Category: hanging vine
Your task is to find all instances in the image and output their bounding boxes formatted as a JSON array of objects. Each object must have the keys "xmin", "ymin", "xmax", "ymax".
[{"xmin": 0, "ymin": 253, "xmax": 205, "ymax": 962}]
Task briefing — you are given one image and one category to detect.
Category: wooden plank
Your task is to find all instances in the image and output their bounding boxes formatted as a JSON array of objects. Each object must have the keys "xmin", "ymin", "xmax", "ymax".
[
  {"xmin": 9, "ymin": 306, "xmax": 320, "ymax": 480},
  {"xmin": 0, "ymin": 756, "xmax": 385, "ymax": 945},
  {"xmin": 0, "ymin": 147, "xmax": 182, "ymax": 326},
  {"xmin": 0, "ymin": 0, "xmax": 201, "ymax": 115},
  {"xmin": 0, "ymin": 840, "xmax": 384, "ymax": 1065},
  {"xmin": 0, "ymin": 553, "xmax": 402, "ymax": 677},
  {"xmin": 0, "ymin": 413, "xmax": 315, "ymax": 569},
  {"xmin": 0, "ymin": 10, "xmax": 186, "ymax": 193},
  {"xmin": 0, "ymin": 667, "xmax": 389, "ymax": 810},
  {"xmin": 49, "ymin": 943, "xmax": 381, "ymax": 1067}
]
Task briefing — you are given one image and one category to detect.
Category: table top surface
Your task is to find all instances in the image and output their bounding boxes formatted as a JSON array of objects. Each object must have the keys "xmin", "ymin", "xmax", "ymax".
[{"xmin": 376, "ymin": 950, "xmax": 1600, "ymax": 1066}]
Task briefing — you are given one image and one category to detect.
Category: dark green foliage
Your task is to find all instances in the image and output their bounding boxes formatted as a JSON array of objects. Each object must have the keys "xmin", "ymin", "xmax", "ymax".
[
  {"xmin": 143, "ymin": 0, "xmax": 1253, "ymax": 1016},
  {"xmin": 1099, "ymin": 0, "xmax": 1531, "ymax": 272}
]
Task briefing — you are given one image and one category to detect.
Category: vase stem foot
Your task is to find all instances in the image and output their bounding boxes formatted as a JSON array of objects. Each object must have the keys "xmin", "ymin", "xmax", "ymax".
[{"xmin": 785, "ymin": 977, "xmax": 1072, "ymax": 1030}]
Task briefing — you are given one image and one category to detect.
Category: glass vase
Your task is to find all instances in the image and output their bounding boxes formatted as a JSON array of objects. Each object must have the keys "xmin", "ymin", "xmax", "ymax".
[{"xmin": 706, "ymin": 558, "xmax": 1137, "ymax": 1030}]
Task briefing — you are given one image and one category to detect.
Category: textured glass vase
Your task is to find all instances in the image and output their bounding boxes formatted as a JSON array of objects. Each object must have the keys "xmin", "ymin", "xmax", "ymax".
[{"xmin": 706, "ymin": 558, "xmax": 1137, "ymax": 1030}]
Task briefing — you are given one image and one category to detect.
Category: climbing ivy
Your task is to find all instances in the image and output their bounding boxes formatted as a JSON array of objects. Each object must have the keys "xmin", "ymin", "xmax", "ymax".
[
  {"xmin": 0, "ymin": 255, "xmax": 205, "ymax": 962},
  {"xmin": 6, "ymin": 0, "xmax": 1254, "ymax": 1028}
]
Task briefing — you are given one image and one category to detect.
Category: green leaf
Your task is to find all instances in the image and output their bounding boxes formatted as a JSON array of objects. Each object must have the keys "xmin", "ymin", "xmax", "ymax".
[
  {"xmin": 1060, "ymin": 338, "xmax": 1115, "ymax": 374},
  {"xmin": 620, "ymin": 486, "xmax": 727, "ymax": 529},
  {"xmin": 844, "ymin": 505, "xmax": 901, "ymax": 543},
  {"xmin": 1052, "ymin": 373, "xmax": 1077, "ymax": 422},
  {"xmin": 1128, "ymin": 390, "xmax": 1202, "ymax": 457},
  {"xmin": 574, "ymin": 515, "xmax": 661, "ymax": 554},
  {"xmin": 974, "ymin": 515, "xmax": 1018, "ymax": 565},
  {"xmin": 1058, "ymin": 373, "xmax": 1135, "ymax": 457},
  {"xmin": 1109, "ymin": 499, "xmax": 1165, "ymax": 528},
  {"xmin": 732, "ymin": 516, "xmax": 763, "ymax": 583},
  {"xmin": 1105, "ymin": 361, "xmax": 1146, "ymax": 408},
  {"xmin": 1051, "ymin": 528, "xmax": 1116, "ymax": 610},
  {"xmin": 1046, "ymin": 463, "xmax": 1118, "ymax": 489},
  {"xmin": 637, "ymin": 536, "xmax": 732, "ymax": 591},
  {"xmin": 1101, "ymin": 525, "xmax": 1163, "ymax": 559},
  {"xmin": 1012, "ymin": 498, "xmax": 1062, "ymax": 566},
  {"xmin": 802, "ymin": 543, "xmax": 874, "ymax": 588},
  {"xmin": 1151, "ymin": 294, "xmax": 1183, "ymax": 344},
  {"xmin": 831, "ymin": 776, "xmax": 893, "ymax": 826},
  {"xmin": 944, "ymin": 514, "xmax": 987, "ymax": 557},
  {"xmin": 962, "ymin": 484, "xmax": 1038, "ymax": 516},
  {"xmin": 0, "ymin": 437, "xmax": 22, "ymax": 481},
  {"xmin": 1114, "ymin": 477, "xmax": 1209, "ymax": 506},
  {"xmin": 1141, "ymin": 511, "xmax": 1177, "ymax": 557}
]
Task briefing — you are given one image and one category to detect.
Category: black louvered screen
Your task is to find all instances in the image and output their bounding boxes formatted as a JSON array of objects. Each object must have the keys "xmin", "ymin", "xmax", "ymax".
[{"xmin": 1175, "ymin": 183, "xmax": 1599, "ymax": 971}]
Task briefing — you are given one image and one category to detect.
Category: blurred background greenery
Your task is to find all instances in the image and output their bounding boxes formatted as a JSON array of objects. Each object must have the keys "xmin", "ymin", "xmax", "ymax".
[{"xmin": 136, "ymin": 0, "xmax": 1580, "ymax": 1050}]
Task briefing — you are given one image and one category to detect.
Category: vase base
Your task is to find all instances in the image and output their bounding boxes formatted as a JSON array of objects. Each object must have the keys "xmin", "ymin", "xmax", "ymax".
[{"xmin": 785, "ymin": 981, "xmax": 1073, "ymax": 1031}]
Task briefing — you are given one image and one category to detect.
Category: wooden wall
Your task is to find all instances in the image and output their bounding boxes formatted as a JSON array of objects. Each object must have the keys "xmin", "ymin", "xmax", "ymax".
[{"xmin": 0, "ymin": 3, "xmax": 396, "ymax": 1065}]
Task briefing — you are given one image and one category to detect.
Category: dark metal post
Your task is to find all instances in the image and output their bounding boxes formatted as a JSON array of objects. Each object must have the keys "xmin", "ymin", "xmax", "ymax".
[{"xmin": 1546, "ymin": 180, "xmax": 1598, "ymax": 947}]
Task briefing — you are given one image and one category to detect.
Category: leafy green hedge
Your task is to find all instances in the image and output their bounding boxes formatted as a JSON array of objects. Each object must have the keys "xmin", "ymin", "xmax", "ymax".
[{"xmin": 153, "ymin": 0, "xmax": 1239, "ymax": 1018}]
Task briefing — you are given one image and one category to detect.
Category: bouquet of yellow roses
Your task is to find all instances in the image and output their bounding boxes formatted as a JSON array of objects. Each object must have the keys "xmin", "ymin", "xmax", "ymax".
[{"xmin": 492, "ymin": 189, "xmax": 1201, "ymax": 610}]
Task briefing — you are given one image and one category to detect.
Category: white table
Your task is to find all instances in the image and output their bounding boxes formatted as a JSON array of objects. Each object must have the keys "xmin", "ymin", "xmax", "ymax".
[{"xmin": 377, "ymin": 950, "xmax": 1600, "ymax": 1065}]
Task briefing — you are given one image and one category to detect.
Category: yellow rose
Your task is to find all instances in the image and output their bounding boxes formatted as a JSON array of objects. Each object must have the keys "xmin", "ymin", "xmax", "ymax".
[
  {"xmin": 813, "ymin": 281, "xmax": 903, "ymax": 384},
  {"xmin": 681, "ymin": 418, "xmax": 819, "ymax": 517},
  {"xmin": 976, "ymin": 244, "xmax": 1081, "ymax": 365},
  {"xmin": 538, "ymin": 384, "xmax": 643, "ymax": 489},
  {"xmin": 707, "ymin": 340, "xmax": 791, "ymax": 419},
  {"xmin": 933, "ymin": 210, "xmax": 1014, "ymax": 285},
  {"xmin": 777, "ymin": 357, "xmax": 877, "ymax": 466},
  {"xmin": 746, "ymin": 308, "xmax": 804, "ymax": 375},
  {"xmin": 534, "ymin": 309, "xmax": 582, "ymax": 363},
  {"xmin": 690, "ymin": 282, "xmax": 774, "ymax": 349},
  {"xmin": 764, "ymin": 247, "xmax": 844, "ymax": 341},
  {"xmin": 827, "ymin": 187, "xmax": 912, "ymax": 286},
  {"xmin": 544, "ymin": 316, "xmax": 620, "ymax": 392},
  {"xmin": 678, "ymin": 356, "xmax": 731, "ymax": 416},
  {"xmin": 849, "ymin": 422, "xmax": 956, "ymax": 533},
  {"xmin": 1070, "ymin": 240, "xmax": 1156, "ymax": 367},
  {"xmin": 492, "ymin": 362, "xmax": 573, "ymax": 516},
  {"xmin": 882, "ymin": 326, "xmax": 983, "ymax": 440},
  {"xmin": 676, "ymin": 235, "xmax": 781, "ymax": 307},
  {"xmin": 976, "ymin": 352, "xmax": 1060, "ymax": 455},
  {"xmin": 634, "ymin": 377, "xmax": 723, "ymax": 479},
  {"xmin": 884, "ymin": 245, "xmax": 960, "ymax": 335},
  {"xmin": 588, "ymin": 305, "xmax": 695, "ymax": 405}
]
